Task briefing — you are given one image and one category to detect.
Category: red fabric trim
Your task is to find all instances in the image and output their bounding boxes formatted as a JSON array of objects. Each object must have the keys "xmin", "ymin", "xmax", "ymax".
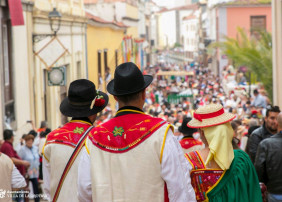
[
  {"xmin": 88, "ymin": 114, "xmax": 167, "ymax": 153},
  {"xmin": 164, "ymin": 183, "xmax": 169, "ymax": 202},
  {"xmin": 179, "ymin": 138, "xmax": 203, "ymax": 149},
  {"xmin": 193, "ymin": 108, "xmax": 224, "ymax": 122},
  {"xmin": 8, "ymin": 0, "xmax": 24, "ymax": 26},
  {"xmin": 46, "ymin": 122, "xmax": 92, "ymax": 147},
  {"xmin": 45, "ymin": 141, "xmax": 76, "ymax": 148}
]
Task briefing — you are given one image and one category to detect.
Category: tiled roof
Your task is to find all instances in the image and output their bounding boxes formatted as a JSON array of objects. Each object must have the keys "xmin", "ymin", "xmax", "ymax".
[
  {"xmin": 84, "ymin": 0, "xmax": 137, "ymax": 6},
  {"xmin": 183, "ymin": 14, "xmax": 197, "ymax": 21},
  {"xmin": 157, "ymin": 4, "xmax": 198, "ymax": 13},
  {"xmin": 219, "ymin": 0, "xmax": 271, "ymax": 6},
  {"xmin": 84, "ymin": 0, "xmax": 98, "ymax": 3},
  {"xmin": 86, "ymin": 12, "xmax": 127, "ymax": 28}
]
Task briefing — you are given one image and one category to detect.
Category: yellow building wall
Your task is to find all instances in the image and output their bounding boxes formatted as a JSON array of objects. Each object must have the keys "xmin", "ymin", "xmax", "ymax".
[
  {"xmin": 126, "ymin": 4, "xmax": 138, "ymax": 20},
  {"xmin": 125, "ymin": 4, "xmax": 139, "ymax": 38},
  {"xmin": 126, "ymin": 27, "xmax": 138, "ymax": 39},
  {"xmin": 87, "ymin": 24, "xmax": 124, "ymax": 112}
]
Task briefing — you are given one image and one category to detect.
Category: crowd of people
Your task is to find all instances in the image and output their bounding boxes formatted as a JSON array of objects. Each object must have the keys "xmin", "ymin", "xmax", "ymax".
[
  {"xmin": 0, "ymin": 61, "xmax": 281, "ymax": 202},
  {"xmin": 0, "ymin": 122, "xmax": 51, "ymax": 201}
]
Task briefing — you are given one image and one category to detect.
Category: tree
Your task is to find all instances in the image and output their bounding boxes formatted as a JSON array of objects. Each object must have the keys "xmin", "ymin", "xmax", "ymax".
[{"xmin": 209, "ymin": 27, "xmax": 273, "ymax": 101}]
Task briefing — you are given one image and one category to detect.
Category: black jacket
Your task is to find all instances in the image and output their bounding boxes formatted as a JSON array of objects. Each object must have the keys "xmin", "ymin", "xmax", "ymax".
[
  {"xmin": 246, "ymin": 123, "xmax": 273, "ymax": 163},
  {"xmin": 254, "ymin": 132, "xmax": 282, "ymax": 194}
]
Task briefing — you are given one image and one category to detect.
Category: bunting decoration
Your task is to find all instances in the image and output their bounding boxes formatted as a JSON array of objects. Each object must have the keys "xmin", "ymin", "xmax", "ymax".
[{"xmin": 120, "ymin": 36, "xmax": 145, "ymax": 70}]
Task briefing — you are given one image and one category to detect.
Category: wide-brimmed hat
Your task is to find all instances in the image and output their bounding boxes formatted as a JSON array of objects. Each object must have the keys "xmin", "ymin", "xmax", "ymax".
[
  {"xmin": 60, "ymin": 79, "xmax": 109, "ymax": 117},
  {"xmin": 178, "ymin": 117, "xmax": 197, "ymax": 135},
  {"xmin": 188, "ymin": 104, "xmax": 236, "ymax": 128},
  {"xmin": 107, "ymin": 62, "xmax": 153, "ymax": 96}
]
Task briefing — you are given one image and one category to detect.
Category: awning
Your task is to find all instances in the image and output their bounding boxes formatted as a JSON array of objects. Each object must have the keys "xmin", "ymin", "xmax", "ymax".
[
  {"xmin": 156, "ymin": 71, "xmax": 194, "ymax": 76},
  {"xmin": 8, "ymin": 0, "xmax": 24, "ymax": 26}
]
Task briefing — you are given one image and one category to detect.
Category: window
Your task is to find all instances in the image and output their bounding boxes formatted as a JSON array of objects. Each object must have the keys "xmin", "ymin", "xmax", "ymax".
[
  {"xmin": 60, "ymin": 85, "xmax": 68, "ymax": 124},
  {"xmin": 77, "ymin": 61, "xmax": 81, "ymax": 79},
  {"xmin": 98, "ymin": 50, "xmax": 102, "ymax": 85},
  {"xmin": 250, "ymin": 16, "xmax": 266, "ymax": 39},
  {"xmin": 2, "ymin": 20, "xmax": 15, "ymax": 127},
  {"xmin": 115, "ymin": 50, "xmax": 118, "ymax": 68}
]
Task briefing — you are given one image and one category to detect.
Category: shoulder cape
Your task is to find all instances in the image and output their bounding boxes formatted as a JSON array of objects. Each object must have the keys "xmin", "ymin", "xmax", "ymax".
[
  {"xmin": 45, "ymin": 121, "xmax": 92, "ymax": 148},
  {"xmin": 88, "ymin": 113, "xmax": 167, "ymax": 153}
]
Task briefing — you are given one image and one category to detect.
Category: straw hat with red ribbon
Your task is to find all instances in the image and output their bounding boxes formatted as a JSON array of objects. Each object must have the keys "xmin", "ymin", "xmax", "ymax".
[{"xmin": 188, "ymin": 104, "xmax": 236, "ymax": 128}]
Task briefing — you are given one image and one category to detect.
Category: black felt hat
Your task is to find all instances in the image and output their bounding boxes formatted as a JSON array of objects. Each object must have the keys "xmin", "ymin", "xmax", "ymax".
[
  {"xmin": 60, "ymin": 79, "xmax": 108, "ymax": 117},
  {"xmin": 178, "ymin": 117, "xmax": 197, "ymax": 135},
  {"xmin": 107, "ymin": 62, "xmax": 153, "ymax": 96}
]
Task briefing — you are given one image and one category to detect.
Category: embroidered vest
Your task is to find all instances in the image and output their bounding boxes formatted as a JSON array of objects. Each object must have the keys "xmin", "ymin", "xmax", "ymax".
[
  {"xmin": 43, "ymin": 121, "xmax": 92, "ymax": 202},
  {"xmin": 87, "ymin": 113, "xmax": 171, "ymax": 202},
  {"xmin": 185, "ymin": 151, "xmax": 224, "ymax": 202},
  {"xmin": 0, "ymin": 153, "xmax": 13, "ymax": 202}
]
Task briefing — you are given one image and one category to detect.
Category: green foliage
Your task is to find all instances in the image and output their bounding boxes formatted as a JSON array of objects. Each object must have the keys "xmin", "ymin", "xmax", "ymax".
[
  {"xmin": 209, "ymin": 27, "xmax": 273, "ymax": 101},
  {"xmin": 174, "ymin": 42, "xmax": 183, "ymax": 48}
]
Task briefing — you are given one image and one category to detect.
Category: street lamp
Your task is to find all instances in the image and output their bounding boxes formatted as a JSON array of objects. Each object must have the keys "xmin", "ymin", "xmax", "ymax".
[
  {"xmin": 48, "ymin": 8, "xmax": 62, "ymax": 35},
  {"xmin": 33, "ymin": 8, "xmax": 62, "ymax": 43}
]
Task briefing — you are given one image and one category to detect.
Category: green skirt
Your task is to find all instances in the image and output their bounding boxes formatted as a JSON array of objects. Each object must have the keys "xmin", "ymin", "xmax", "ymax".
[{"xmin": 207, "ymin": 150, "xmax": 262, "ymax": 202}]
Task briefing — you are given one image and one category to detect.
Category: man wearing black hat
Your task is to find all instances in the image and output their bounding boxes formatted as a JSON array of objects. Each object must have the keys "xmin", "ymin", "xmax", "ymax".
[
  {"xmin": 179, "ymin": 117, "xmax": 204, "ymax": 153},
  {"xmin": 77, "ymin": 62, "xmax": 196, "ymax": 202},
  {"xmin": 42, "ymin": 79, "xmax": 108, "ymax": 202}
]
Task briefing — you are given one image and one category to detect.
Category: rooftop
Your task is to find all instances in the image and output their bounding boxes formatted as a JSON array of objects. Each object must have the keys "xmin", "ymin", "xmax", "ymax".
[
  {"xmin": 157, "ymin": 4, "xmax": 198, "ymax": 13},
  {"xmin": 86, "ymin": 12, "xmax": 127, "ymax": 28},
  {"xmin": 217, "ymin": 0, "xmax": 271, "ymax": 6}
]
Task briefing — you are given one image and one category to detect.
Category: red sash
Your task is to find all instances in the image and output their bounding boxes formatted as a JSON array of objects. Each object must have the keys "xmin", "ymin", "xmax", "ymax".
[
  {"xmin": 88, "ymin": 113, "xmax": 167, "ymax": 153},
  {"xmin": 52, "ymin": 126, "xmax": 93, "ymax": 202},
  {"xmin": 45, "ymin": 121, "xmax": 92, "ymax": 148}
]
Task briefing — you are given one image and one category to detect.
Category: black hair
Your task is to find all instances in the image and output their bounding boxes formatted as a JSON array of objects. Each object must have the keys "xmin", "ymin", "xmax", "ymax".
[
  {"xmin": 116, "ymin": 90, "xmax": 143, "ymax": 104},
  {"xmin": 3, "ymin": 129, "xmax": 13, "ymax": 141},
  {"xmin": 28, "ymin": 130, "xmax": 37, "ymax": 137},
  {"xmin": 253, "ymin": 89, "xmax": 259, "ymax": 95},
  {"xmin": 40, "ymin": 128, "xmax": 51, "ymax": 138},
  {"xmin": 266, "ymin": 105, "xmax": 280, "ymax": 117},
  {"xmin": 45, "ymin": 128, "xmax": 51, "ymax": 134}
]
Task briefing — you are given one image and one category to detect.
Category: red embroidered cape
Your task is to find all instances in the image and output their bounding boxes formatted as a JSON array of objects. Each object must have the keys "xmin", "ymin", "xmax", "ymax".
[
  {"xmin": 88, "ymin": 113, "xmax": 167, "ymax": 153},
  {"xmin": 45, "ymin": 121, "xmax": 92, "ymax": 148},
  {"xmin": 179, "ymin": 137, "xmax": 203, "ymax": 150}
]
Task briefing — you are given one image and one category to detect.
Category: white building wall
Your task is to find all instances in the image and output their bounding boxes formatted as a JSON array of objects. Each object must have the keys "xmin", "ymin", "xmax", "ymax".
[
  {"xmin": 115, "ymin": 2, "xmax": 127, "ymax": 22},
  {"xmin": 218, "ymin": 7, "xmax": 228, "ymax": 73},
  {"xmin": 85, "ymin": 3, "xmax": 115, "ymax": 22},
  {"xmin": 272, "ymin": 0, "xmax": 282, "ymax": 107},
  {"xmin": 179, "ymin": 9, "xmax": 194, "ymax": 43},
  {"xmin": 206, "ymin": 8, "xmax": 217, "ymax": 41},
  {"xmin": 158, "ymin": 11, "xmax": 176, "ymax": 47},
  {"xmin": 12, "ymin": 13, "xmax": 32, "ymax": 139},
  {"xmin": 138, "ymin": 2, "xmax": 146, "ymax": 37},
  {"xmin": 32, "ymin": 14, "xmax": 87, "ymax": 130},
  {"xmin": 183, "ymin": 18, "xmax": 199, "ymax": 53}
]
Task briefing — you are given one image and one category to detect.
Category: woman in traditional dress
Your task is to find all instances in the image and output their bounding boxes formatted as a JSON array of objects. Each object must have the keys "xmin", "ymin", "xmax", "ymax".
[
  {"xmin": 179, "ymin": 117, "xmax": 204, "ymax": 153},
  {"xmin": 186, "ymin": 104, "xmax": 262, "ymax": 202}
]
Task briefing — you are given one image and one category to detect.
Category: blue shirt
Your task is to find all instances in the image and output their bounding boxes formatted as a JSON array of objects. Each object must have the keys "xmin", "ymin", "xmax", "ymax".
[
  {"xmin": 251, "ymin": 94, "xmax": 267, "ymax": 108},
  {"xmin": 18, "ymin": 145, "xmax": 39, "ymax": 179}
]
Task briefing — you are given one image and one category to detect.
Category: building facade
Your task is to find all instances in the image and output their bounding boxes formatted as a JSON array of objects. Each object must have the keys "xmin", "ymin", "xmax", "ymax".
[
  {"xmin": 207, "ymin": 1, "xmax": 272, "ymax": 75},
  {"xmin": 86, "ymin": 11, "xmax": 126, "ymax": 111},
  {"xmin": 272, "ymin": 0, "xmax": 282, "ymax": 107},
  {"xmin": 30, "ymin": 0, "xmax": 87, "ymax": 131}
]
